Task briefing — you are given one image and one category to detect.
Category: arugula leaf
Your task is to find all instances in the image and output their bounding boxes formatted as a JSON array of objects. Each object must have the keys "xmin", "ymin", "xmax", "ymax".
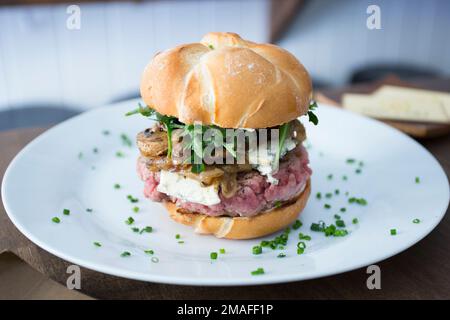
[
  {"xmin": 125, "ymin": 103, "xmax": 155, "ymax": 117},
  {"xmin": 307, "ymin": 101, "xmax": 319, "ymax": 125},
  {"xmin": 274, "ymin": 122, "xmax": 290, "ymax": 169}
]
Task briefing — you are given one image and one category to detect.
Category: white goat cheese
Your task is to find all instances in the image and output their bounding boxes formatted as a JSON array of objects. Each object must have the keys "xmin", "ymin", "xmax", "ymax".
[{"xmin": 157, "ymin": 170, "xmax": 221, "ymax": 206}]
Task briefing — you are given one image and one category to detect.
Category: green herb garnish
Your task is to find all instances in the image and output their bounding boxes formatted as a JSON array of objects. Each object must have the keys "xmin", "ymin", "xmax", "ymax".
[
  {"xmin": 86, "ymin": 208, "xmax": 93, "ymax": 213},
  {"xmin": 316, "ymin": 192, "xmax": 322, "ymax": 199},
  {"xmin": 125, "ymin": 217, "xmax": 135, "ymax": 225},
  {"xmin": 292, "ymin": 219, "xmax": 302, "ymax": 230},
  {"xmin": 93, "ymin": 242, "xmax": 102, "ymax": 247},
  {"xmin": 336, "ymin": 219, "xmax": 345, "ymax": 227},
  {"xmin": 413, "ymin": 218, "xmax": 420, "ymax": 224},
  {"xmin": 352, "ymin": 218, "xmax": 358, "ymax": 224},
  {"xmin": 251, "ymin": 267, "xmax": 265, "ymax": 275},
  {"xmin": 114, "ymin": 183, "xmax": 121, "ymax": 189},
  {"xmin": 277, "ymin": 253, "xmax": 286, "ymax": 258},
  {"xmin": 140, "ymin": 226, "xmax": 153, "ymax": 234},
  {"xmin": 324, "ymin": 204, "xmax": 331, "ymax": 209},
  {"xmin": 210, "ymin": 252, "xmax": 218, "ymax": 260},
  {"xmin": 390, "ymin": 229, "xmax": 397, "ymax": 236},
  {"xmin": 219, "ymin": 248, "xmax": 226, "ymax": 254},
  {"xmin": 133, "ymin": 206, "xmax": 139, "ymax": 213},
  {"xmin": 415, "ymin": 177, "xmax": 420, "ymax": 184},
  {"xmin": 298, "ymin": 233, "xmax": 311, "ymax": 241},
  {"xmin": 63, "ymin": 209, "xmax": 70, "ymax": 216},
  {"xmin": 120, "ymin": 251, "xmax": 131, "ymax": 257},
  {"xmin": 307, "ymin": 101, "xmax": 319, "ymax": 125},
  {"xmin": 144, "ymin": 249, "xmax": 154, "ymax": 255},
  {"xmin": 120, "ymin": 133, "xmax": 133, "ymax": 147},
  {"xmin": 348, "ymin": 197, "xmax": 367, "ymax": 205},
  {"xmin": 52, "ymin": 217, "xmax": 60, "ymax": 223},
  {"xmin": 127, "ymin": 195, "xmax": 139, "ymax": 203},
  {"xmin": 252, "ymin": 246, "xmax": 262, "ymax": 255},
  {"xmin": 115, "ymin": 151, "xmax": 125, "ymax": 158}
]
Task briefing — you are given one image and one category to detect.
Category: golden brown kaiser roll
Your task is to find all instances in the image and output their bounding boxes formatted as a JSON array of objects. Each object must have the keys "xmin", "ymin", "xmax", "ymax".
[
  {"xmin": 163, "ymin": 179, "xmax": 311, "ymax": 239},
  {"xmin": 140, "ymin": 32, "xmax": 312, "ymax": 128}
]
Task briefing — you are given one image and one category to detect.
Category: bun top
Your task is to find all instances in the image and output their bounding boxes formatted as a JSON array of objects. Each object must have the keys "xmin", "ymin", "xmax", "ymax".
[{"xmin": 140, "ymin": 32, "xmax": 312, "ymax": 128}]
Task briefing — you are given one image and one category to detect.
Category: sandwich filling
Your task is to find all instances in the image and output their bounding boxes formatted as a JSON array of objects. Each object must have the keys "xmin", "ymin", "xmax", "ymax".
[{"xmin": 136, "ymin": 118, "xmax": 312, "ymax": 218}]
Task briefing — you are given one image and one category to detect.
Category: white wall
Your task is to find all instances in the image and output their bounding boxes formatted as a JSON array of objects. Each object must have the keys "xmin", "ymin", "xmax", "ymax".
[
  {"xmin": 279, "ymin": 0, "xmax": 450, "ymax": 86},
  {"xmin": 0, "ymin": 0, "xmax": 270, "ymax": 111}
]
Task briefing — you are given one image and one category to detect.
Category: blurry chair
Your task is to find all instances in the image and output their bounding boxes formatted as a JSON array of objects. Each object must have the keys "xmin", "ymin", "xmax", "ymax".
[
  {"xmin": 0, "ymin": 105, "xmax": 80, "ymax": 131},
  {"xmin": 350, "ymin": 64, "xmax": 440, "ymax": 84}
]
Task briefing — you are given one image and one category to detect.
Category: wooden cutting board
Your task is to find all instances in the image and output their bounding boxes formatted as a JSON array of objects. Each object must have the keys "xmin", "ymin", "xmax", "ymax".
[{"xmin": 315, "ymin": 76, "xmax": 450, "ymax": 138}]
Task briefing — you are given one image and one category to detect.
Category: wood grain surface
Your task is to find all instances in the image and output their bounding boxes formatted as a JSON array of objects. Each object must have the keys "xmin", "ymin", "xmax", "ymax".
[{"xmin": 1, "ymin": 103, "xmax": 449, "ymax": 299}]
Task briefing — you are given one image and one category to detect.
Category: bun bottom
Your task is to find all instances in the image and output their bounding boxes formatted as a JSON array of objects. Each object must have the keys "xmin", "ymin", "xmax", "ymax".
[{"xmin": 163, "ymin": 179, "xmax": 311, "ymax": 239}]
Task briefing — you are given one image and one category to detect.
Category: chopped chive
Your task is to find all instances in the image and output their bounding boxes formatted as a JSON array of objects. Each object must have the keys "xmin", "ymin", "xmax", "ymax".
[
  {"xmin": 126, "ymin": 195, "xmax": 139, "ymax": 203},
  {"xmin": 348, "ymin": 197, "xmax": 367, "ymax": 205},
  {"xmin": 116, "ymin": 151, "xmax": 125, "ymax": 158},
  {"xmin": 251, "ymin": 267, "xmax": 265, "ymax": 275},
  {"xmin": 175, "ymin": 234, "xmax": 181, "ymax": 239},
  {"xmin": 325, "ymin": 193, "xmax": 333, "ymax": 198},
  {"xmin": 208, "ymin": 44, "xmax": 214, "ymax": 49},
  {"xmin": 133, "ymin": 206, "xmax": 139, "ymax": 213},
  {"xmin": 358, "ymin": 161, "xmax": 364, "ymax": 167},
  {"xmin": 334, "ymin": 229, "xmax": 348, "ymax": 237},
  {"xmin": 310, "ymin": 222, "xmax": 324, "ymax": 232},
  {"xmin": 114, "ymin": 183, "xmax": 121, "ymax": 189},
  {"xmin": 335, "ymin": 189, "xmax": 340, "ymax": 195},
  {"xmin": 51, "ymin": 217, "xmax": 60, "ymax": 223},
  {"xmin": 298, "ymin": 233, "xmax": 311, "ymax": 241},
  {"xmin": 334, "ymin": 214, "xmax": 341, "ymax": 219},
  {"xmin": 342, "ymin": 175, "xmax": 348, "ymax": 181},
  {"xmin": 178, "ymin": 241, "xmax": 185, "ymax": 244},
  {"xmin": 252, "ymin": 245, "xmax": 262, "ymax": 255},
  {"xmin": 346, "ymin": 158, "xmax": 356, "ymax": 164},
  {"xmin": 93, "ymin": 147, "xmax": 99, "ymax": 154},
  {"xmin": 120, "ymin": 133, "xmax": 133, "ymax": 147},
  {"xmin": 413, "ymin": 218, "xmax": 420, "ymax": 224},
  {"xmin": 78, "ymin": 152, "xmax": 83, "ymax": 159},
  {"xmin": 63, "ymin": 209, "xmax": 70, "ymax": 216},
  {"xmin": 324, "ymin": 204, "xmax": 331, "ymax": 209},
  {"xmin": 210, "ymin": 252, "xmax": 218, "ymax": 260},
  {"xmin": 125, "ymin": 217, "xmax": 135, "ymax": 225},
  {"xmin": 102, "ymin": 130, "xmax": 110, "ymax": 135},
  {"xmin": 131, "ymin": 227, "xmax": 140, "ymax": 233},
  {"xmin": 355, "ymin": 168, "xmax": 362, "ymax": 174},
  {"xmin": 86, "ymin": 208, "xmax": 93, "ymax": 213},
  {"xmin": 292, "ymin": 219, "xmax": 303, "ymax": 230},
  {"xmin": 352, "ymin": 218, "xmax": 359, "ymax": 224},
  {"xmin": 415, "ymin": 177, "xmax": 420, "ymax": 184},
  {"xmin": 120, "ymin": 251, "xmax": 131, "ymax": 257},
  {"xmin": 336, "ymin": 220, "xmax": 345, "ymax": 227},
  {"xmin": 327, "ymin": 174, "xmax": 333, "ymax": 180},
  {"xmin": 219, "ymin": 248, "xmax": 226, "ymax": 254},
  {"xmin": 277, "ymin": 253, "xmax": 286, "ymax": 258},
  {"xmin": 390, "ymin": 229, "xmax": 397, "ymax": 236},
  {"xmin": 340, "ymin": 207, "xmax": 346, "ymax": 212},
  {"xmin": 316, "ymin": 192, "xmax": 322, "ymax": 200},
  {"xmin": 140, "ymin": 226, "xmax": 153, "ymax": 234},
  {"xmin": 144, "ymin": 249, "xmax": 154, "ymax": 255},
  {"xmin": 93, "ymin": 242, "xmax": 102, "ymax": 247},
  {"xmin": 274, "ymin": 200, "xmax": 282, "ymax": 208}
]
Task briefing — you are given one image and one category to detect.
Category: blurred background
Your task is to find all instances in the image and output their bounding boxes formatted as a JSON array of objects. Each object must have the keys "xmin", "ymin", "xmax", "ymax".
[{"xmin": 0, "ymin": 0, "xmax": 449, "ymax": 129}]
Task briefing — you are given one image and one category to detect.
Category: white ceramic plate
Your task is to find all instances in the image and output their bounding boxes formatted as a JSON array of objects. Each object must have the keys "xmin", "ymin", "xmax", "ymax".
[{"xmin": 2, "ymin": 100, "xmax": 449, "ymax": 286}]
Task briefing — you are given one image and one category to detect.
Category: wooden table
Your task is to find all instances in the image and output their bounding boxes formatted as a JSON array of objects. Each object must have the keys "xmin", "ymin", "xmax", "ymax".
[{"xmin": 1, "ymin": 102, "xmax": 450, "ymax": 300}]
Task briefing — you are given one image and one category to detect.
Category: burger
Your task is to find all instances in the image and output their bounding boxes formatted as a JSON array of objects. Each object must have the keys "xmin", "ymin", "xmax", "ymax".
[{"xmin": 128, "ymin": 32, "xmax": 317, "ymax": 239}]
